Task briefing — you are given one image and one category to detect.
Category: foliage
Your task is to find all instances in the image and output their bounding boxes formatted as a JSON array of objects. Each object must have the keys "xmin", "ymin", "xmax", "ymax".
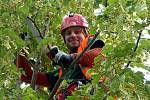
[{"xmin": 0, "ymin": 0, "xmax": 149, "ymax": 99}]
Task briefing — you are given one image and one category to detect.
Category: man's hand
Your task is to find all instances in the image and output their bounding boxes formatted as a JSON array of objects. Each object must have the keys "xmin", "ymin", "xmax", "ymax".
[
  {"xmin": 46, "ymin": 46, "xmax": 73, "ymax": 67},
  {"xmin": 45, "ymin": 46, "xmax": 59, "ymax": 59}
]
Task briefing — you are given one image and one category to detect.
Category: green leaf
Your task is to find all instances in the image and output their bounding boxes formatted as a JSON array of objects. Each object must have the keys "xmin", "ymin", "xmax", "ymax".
[
  {"xmin": 18, "ymin": 5, "xmax": 29, "ymax": 14},
  {"xmin": 106, "ymin": 96, "xmax": 114, "ymax": 100},
  {"xmin": 0, "ymin": 91, "xmax": 4, "ymax": 99},
  {"xmin": 91, "ymin": 73, "xmax": 100, "ymax": 84},
  {"xmin": 94, "ymin": 89, "xmax": 104, "ymax": 100},
  {"xmin": 145, "ymin": 85, "xmax": 150, "ymax": 95},
  {"xmin": 110, "ymin": 78, "xmax": 120, "ymax": 92}
]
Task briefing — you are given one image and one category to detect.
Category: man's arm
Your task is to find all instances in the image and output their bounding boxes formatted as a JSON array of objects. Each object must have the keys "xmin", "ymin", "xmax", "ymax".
[
  {"xmin": 72, "ymin": 48, "xmax": 106, "ymax": 67},
  {"xmin": 20, "ymin": 73, "xmax": 51, "ymax": 87},
  {"xmin": 16, "ymin": 55, "xmax": 51, "ymax": 87},
  {"xmin": 45, "ymin": 42, "xmax": 105, "ymax": 68}
]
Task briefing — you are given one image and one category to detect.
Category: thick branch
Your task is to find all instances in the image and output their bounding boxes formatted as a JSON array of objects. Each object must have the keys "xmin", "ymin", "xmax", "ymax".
[
  {"xmin": 26, "ymin": 15, "xmax": 52, "ymax": 89},
  {"xmin": 30, "ymin": 53, "xmax": 41, "ymax": 90}
]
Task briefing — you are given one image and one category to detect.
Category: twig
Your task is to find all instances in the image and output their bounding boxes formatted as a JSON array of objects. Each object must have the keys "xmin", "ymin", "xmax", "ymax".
[
  {"xmin": 1, "ymin": 65, "xmax": 5, "ymax": 71},
  {"xmin": 26, "ymin": 15, "xmax": 51, "ymax": 89},
  {"xmin": 26, "ymin": 17, "xmax": 43, "ymax": 39},
  {"xmin": 33, "ymin": 11, "xmax": 39, "ymax": 22},
  {"xmin": 18, "ymin": 53, "xmax": 40, "ymax": 90},
  {"xmin": 42, "ymin": 13, "xmax": 50, "ymax": 36},
  {"xmin": 26, "ymin": 17, "xmax": 43, "ymax": 89},
  {"xmin": 30, "ymin": 53, "xmax": 41, "ymax": 90},
  {"xmin": 16, "ymin": 78, "xmax": 22, "ymax": 100},
  {"xmin": 104, "ymin": 0, "xmax": 108, "ymax": 7},
  {"xmin": 15, "ymin": 52, "xmax": 22, "ymax": 100},
  {"xmin": 126, "ymin": 30, "xmax": 142, "ymax": 67}
]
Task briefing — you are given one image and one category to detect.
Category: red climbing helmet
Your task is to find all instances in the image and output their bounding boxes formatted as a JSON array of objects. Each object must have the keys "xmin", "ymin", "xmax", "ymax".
[{"xmin": 61, "ymin": 13, "xmax": 89, "ymax": 35}]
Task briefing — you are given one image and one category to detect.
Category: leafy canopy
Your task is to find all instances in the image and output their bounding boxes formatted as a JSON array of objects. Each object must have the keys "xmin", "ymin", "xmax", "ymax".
[{"xmin": 0, "ymin": 0, "xmax": 149, "ymax": 99}]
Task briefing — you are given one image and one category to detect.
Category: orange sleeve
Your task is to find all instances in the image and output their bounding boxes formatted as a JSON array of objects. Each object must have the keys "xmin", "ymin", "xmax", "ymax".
[{"xmin": 72, "ymin": 48, "xmax": 105, "ymax": 67}]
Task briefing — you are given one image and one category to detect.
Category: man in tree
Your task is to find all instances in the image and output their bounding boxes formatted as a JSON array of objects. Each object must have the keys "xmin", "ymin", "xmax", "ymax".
[{"xmin": 16, "ymin": 13, "xmax": 105, "ymax": 99}]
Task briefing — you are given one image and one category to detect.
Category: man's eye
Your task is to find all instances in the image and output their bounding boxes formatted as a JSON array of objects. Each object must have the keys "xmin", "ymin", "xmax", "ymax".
[
  {"xmin": 75, "ymin": 30, "xmax": 82, "ymax": 34},
  {"xmin": 65, "ymin": 32, "xmax": 71, "ymax": 35}
]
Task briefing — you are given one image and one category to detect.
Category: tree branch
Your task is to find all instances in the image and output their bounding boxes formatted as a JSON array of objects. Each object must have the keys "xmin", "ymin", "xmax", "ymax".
[
  {"xmin": 30, "ymin": 53, "xmax": 41, "ymax": 90},
  {"xmin": 26, "ymin": 17, "xmax": 43, "ymax": 39},
  {"xmin": 126, "ymin": 30, "xmax": 142, "ymax": 67},
  {"xmin": 16, "ymin": 78, "xmax": 22, "ymax": 100},
  {"xmin": 26, "ymin": 16, "xmax": 52, "ymax": 89},
  {"xmin": 42, "ymin": 13, "xmax": 50, "ymax": 36},
  {"xmin": 105, "ymin": 0, "xmax": 108, "ymax": 7},
  {"xmin": 33, "ymin": 11, "xmax": 39, "ymax": 22},
  {"xmin": 102, "ymin": 0, "xmax": 108, "ymax": 7}
]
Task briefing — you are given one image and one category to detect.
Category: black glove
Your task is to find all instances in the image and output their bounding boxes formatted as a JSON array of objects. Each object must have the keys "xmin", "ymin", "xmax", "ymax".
[{"xmin": 46, "ymin": 46, "xmax": 73, "ymax": 67}]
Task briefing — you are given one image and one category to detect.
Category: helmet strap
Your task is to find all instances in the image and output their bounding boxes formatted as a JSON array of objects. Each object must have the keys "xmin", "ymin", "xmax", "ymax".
[{"xmin": 83, "ymin": 28, "xmax": 89, "ymax": 37}]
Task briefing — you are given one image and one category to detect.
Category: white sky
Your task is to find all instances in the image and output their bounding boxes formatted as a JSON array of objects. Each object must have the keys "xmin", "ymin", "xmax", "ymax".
[{"xmin": 131, "ymin": 66, "xmax": 150, "ymax": 81}]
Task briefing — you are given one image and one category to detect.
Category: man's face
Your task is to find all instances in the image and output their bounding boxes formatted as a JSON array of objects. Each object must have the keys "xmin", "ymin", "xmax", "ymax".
[{"xmin": 64, "ymin": 27, "xmax": 86, "ymax": 50}]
